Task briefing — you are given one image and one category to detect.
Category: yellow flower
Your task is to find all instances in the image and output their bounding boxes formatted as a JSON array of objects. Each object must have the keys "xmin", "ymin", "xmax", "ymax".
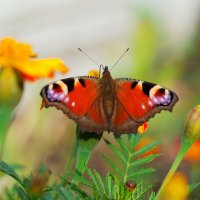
[
  {"xmin": 0, "ymin": 38, "xmax": 68, "ymax": 81},
  {"xmin": 161, "ymin": 172, "xmax": 188, "ymax": 200}
]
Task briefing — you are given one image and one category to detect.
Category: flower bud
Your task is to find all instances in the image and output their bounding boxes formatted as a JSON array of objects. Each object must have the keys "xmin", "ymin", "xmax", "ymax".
[
  {"xmin": 125, "ymin": 180, "xmax": 137, "ymax": 192},
  {"xmin": 182, "ymin": 105, "xmax": 200, "ymax": 143},
  {"xmin": 0, "ymin": 67, "xmax": 23, "ymax": 108},
  {"xmin": 29, "ymin": 164, "xmax": 51, "ymax": 196}
]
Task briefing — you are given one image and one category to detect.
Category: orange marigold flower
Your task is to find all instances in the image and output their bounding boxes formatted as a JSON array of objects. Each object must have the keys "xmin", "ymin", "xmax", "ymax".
[
  {"xmin": 161, "ymin": 172, "xmax": 188, "ymax": 200},
  {"xmin": 134, "ymin": 136, "xmax": 159, "ymax": 158},
  {"xmin": 0, "ymin": 38, "xmax": 68, "ymax": 81},
  {"xmin": 185, "ymin": 139, "xmax": 200, "ymax": 162}
]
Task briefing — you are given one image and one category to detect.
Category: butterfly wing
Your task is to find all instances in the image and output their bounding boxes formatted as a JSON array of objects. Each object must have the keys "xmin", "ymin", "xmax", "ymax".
[
  {"xmin": 111, "ymin": 78, "xmax": 179, "ymax": 133},
  {"xmin": 40, "ymin": 76, "xmax": 107, "ymax": 133}
]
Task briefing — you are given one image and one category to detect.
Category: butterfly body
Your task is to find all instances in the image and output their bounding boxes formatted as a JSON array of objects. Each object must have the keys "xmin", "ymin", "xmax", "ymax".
[{"xmin": 40, "ymin": 66, "xmax": 178, "ymax": 134}]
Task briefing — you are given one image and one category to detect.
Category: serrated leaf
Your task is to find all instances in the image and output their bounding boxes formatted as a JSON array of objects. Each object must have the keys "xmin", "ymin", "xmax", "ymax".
[
  {"xmin": 104, "ymin": 138, "xmax": 126, "ymax": 164},
  {"xmin": 131, "ymin": 140, "xmax": 159, "ymax": 158},
  {"xmin": 103, "ymin": 155, "xmax": 123, "ymax": 177},
  {"xmin": 0, "ymin": 161, "xmax": 22, "ymax": 185},
  {"xmin": 130, "ymin": 154, "xmax": 160, "ymax": 167}
]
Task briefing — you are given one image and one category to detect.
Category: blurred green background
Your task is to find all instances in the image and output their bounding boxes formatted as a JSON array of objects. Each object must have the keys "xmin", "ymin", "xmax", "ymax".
[{"xmin": 0, "ymin": 0, "xmax": 200, "ymax": 197}]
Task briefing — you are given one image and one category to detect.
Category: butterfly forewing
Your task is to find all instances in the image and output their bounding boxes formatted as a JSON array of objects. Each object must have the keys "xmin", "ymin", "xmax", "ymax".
[
  {"xmin": 114, "ymin": 78, "xmax": 179, "ymax": 123},
  {"xmin": 41, "ymin": 76, "xmax": 100, "ymax": 119}
]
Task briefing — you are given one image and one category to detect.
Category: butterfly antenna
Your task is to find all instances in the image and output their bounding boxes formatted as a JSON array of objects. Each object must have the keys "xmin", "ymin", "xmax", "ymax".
[
  {"xmin": 78, "ymin": 48, "xmax": 100, "ymax": 68},
  {"xmin": 110, "ymin": 48, "xmax": 129, "ymax": 71}
]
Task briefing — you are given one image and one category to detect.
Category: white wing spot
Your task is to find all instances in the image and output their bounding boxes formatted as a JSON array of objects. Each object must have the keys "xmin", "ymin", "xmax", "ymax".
[
  {"xmin": 71, "ymin": 101, "xmax": 75, "ymax": 107},
  {"xmin": 64, "ymin": 96, "xmax": 70, "ymax": 104},
  {"xmin": 141, "ymin": 103, "xmax": 146, "ymax": 110}
]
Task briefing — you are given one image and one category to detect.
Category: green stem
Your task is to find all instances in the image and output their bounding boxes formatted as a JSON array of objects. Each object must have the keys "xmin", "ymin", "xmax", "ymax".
[
  {"xmin": 72, "ymin": 126, "xmax": 102, "ymax": 184},
  {"xmin": 155, "ymin": 139, "xmax": 192, "ymax": 200},
  {"xmin": 0, "ymin": 106, "xmax": 14, "ymax": 159}
]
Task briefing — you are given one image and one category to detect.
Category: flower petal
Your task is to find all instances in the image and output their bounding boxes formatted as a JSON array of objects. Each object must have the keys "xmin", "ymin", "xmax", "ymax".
[
  {"xmin": 138, "ymin": 122, "xmax": 149, "ymax": 134},
  {"xmin": 15, "ymin": 58, "xmax": 68, "ymax": 81}
]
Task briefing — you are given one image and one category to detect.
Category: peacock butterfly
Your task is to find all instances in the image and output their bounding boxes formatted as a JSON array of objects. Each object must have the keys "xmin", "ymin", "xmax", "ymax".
[{"xmin": 40, "ymin": 65, "xmax": 179, "ymax": 134}]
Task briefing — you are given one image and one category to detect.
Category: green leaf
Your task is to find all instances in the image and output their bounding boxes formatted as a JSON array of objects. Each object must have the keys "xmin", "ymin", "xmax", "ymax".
[
  {"xmin": 0, "ymin": 160, "xmax": 22, "ymax": 185},
  {"xmin": 105, "ymin": 172, "xmax": 112, "ymax": 198},
  {"xmin": 188, "ymin": 182, "xmax": 200, "ymax": 194},
  {"xmin": 54, "ymin": 185, "xmax": 75, "ymax": 200},
  {"xmin": 115, "ymin": 135, "xmax": 129, "ymax": 154},
  {"xmin": 104, "ymin": 138, "xmax": 127, "ymax": 164},
  {"xmin": 85, "ymin": 167, "xmax": 99, "ymax": 191},
  {"xmin": 149, "ymin": 192, "xmax": 156, "ymax": 200},
  {"xmin": 129, "ymin": 134, "xmax": 141, "ymax": 150},
  {"xmin": 127, "ymin": 168, "xmax": 155, "ymax": 179},
  {"xmin": 131, "ymin": 140, "xmax": 159, "ymax": 158},
  {"xmin": 103, "ymin": 155, "xmax": 123, "ymax": 177},
  {"xmin": 130, "ymin": 154, "xmax": 160, "ymax": 167},
  {"xmin": 93, "ymin": 169, "xmax": 105, "ymax": 193},
  {"xmin": 16, "ymin": 186, "xmax": 29, "ymax": 200},
  {"xmin": 69, "ymin": 173, "xmax": 94, "ymax": 189}
]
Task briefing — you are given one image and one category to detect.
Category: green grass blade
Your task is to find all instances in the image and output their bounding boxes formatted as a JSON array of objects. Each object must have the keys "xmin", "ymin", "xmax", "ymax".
[
  {"xmin": 16, "ymin": 186, "xmax": 28, "ymax": 200},
  {"xmin": 0, "ymin": 161, "xmax": 22, "ymax": 185},
  {"xmin": 105, "ymin": 172, "xmax": 112, "ymax": 198}
]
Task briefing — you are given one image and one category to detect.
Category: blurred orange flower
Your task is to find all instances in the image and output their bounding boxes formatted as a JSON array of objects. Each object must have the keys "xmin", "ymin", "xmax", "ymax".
[
  {"xmin": 185, "ymin": 139, "xmax": 200, "ymax": 162},
  {"xmin": 161, "ymin": 172, "xmax": 188, "ymax": 200},
  {"xmin": 134, "ymin": 136, "xmax": 159, "ymax": 157},
  {"xmin": 88, "ymin": 69, "xmax": 99, "ymax": 77},
  {"xmin": 0, "ymin": 38, "xmax": 68, "ymax": 81}
]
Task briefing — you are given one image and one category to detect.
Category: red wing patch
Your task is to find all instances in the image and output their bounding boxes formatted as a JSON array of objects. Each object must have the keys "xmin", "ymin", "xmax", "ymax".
[
  {"xmin": 115, "ymin": 79, "xmax": 179, "ymax": 123},
  {"xmin": 40, "ymin": 77, "xmax": 99, "ymax": 119}
]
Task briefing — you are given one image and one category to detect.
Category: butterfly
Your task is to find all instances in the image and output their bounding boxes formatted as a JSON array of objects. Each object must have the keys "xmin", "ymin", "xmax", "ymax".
[{"xmin": 40, "ymin": 65, "xmax": 179, "ymax": 134}]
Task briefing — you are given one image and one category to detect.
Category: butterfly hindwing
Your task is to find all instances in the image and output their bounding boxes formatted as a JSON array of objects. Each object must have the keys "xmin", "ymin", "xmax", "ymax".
[{"xmin": 115, "ymin": 78, "xmax": 179, "ymax": 123}]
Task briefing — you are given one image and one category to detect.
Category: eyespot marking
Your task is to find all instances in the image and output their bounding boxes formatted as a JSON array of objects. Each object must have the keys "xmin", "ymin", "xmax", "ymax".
[{"xmin": 142, "ymin": 82, "xmax": 156, "ymax": 96}]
